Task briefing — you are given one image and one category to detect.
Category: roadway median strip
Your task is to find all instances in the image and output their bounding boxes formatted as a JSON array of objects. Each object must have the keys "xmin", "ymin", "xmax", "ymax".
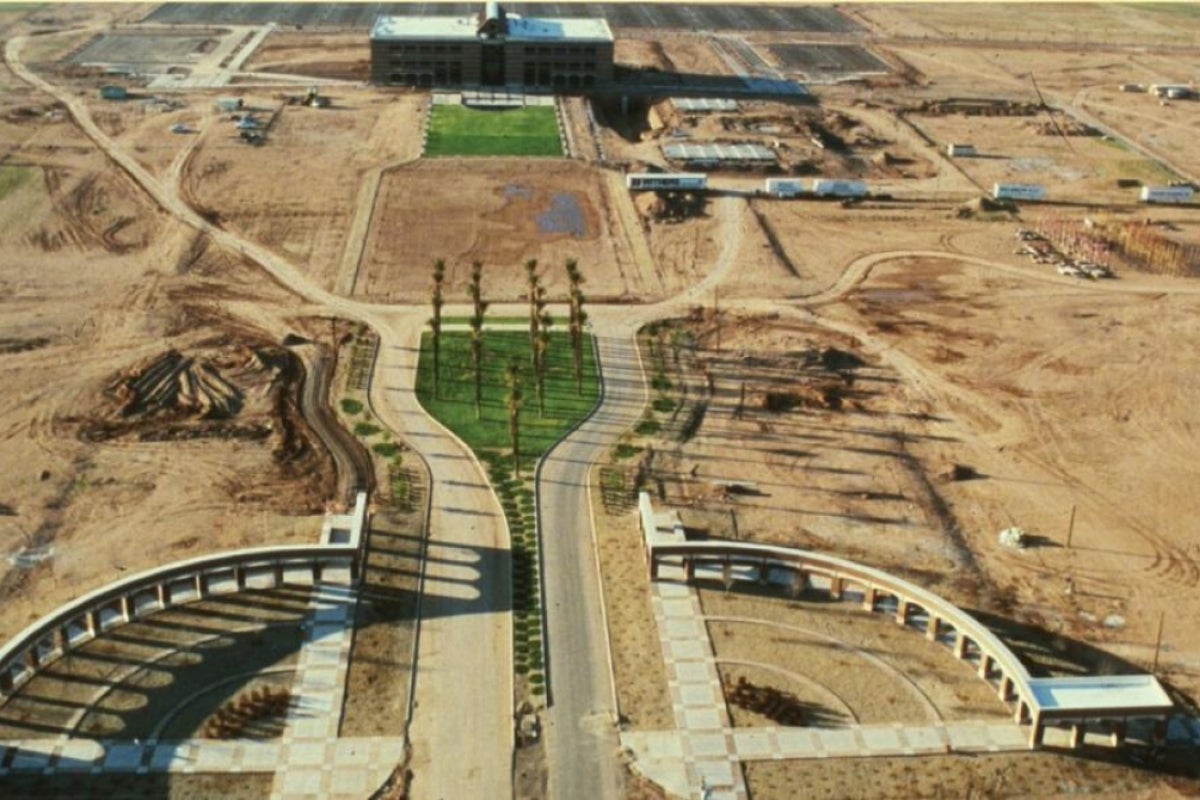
[{"xmin": 415, "ymin": 330, "xmax": 599, "ymax": 707}]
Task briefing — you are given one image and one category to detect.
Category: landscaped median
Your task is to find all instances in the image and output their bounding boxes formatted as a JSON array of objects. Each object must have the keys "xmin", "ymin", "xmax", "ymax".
[{"xmin": 415, "ymin": 329, "xmax": 599, "ymax": 705}]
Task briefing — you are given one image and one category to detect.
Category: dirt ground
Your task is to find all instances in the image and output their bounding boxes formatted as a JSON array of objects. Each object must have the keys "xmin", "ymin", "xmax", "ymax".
[
  {"xmin": 183, "ymin": 91, "xmax": 424, "ymax": 293},
  {"xmin": 357, "ymin": 158, "xmax": 642, "ymax": 303},
  {"xmin": 0, "ymin": 52, "xmax": 350, "ymax": 647},
  {"xmin": 242, "ymin": 31, "xmax": 369, "ymax": 81}
]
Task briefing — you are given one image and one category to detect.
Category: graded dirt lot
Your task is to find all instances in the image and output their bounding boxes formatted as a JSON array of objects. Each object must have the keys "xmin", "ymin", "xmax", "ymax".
[
  {"xmin": 242, "ymin": 31, "xmax": 368, "ymax": 81},
  {"xmin": 183, "ymin": 91, "xmax": 424, "ymax": 293},
  {"xmin": 0, "ymin": 53, "xmax": 351, "ymax": 646},
  {"xmin": 357, "ymin": 158, "xmax": 643, "ymax": 302}
]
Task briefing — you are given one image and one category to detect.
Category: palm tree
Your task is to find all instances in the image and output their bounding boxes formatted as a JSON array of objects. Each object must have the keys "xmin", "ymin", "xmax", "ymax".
[
  {"xmin": 524, "ymin": 259, "xmax": 540, "ymax": 362},
  {"xmin": 429, "ymin": 259, "xmax": 446, "ymax": 398},
  {"xmin": 468, "ymin": 261, "xmax": 487, "ymax": 419},
  {"xmin": 534, "ymin": 310, "xmax": 552, "ymax": 415},
  {"xmin": 506, "ymin": 358, "xmax": 523, "ymax": 478},
  {"xmin": 566, "ymin": 259, "xmax": 586, "ymax": 395}
]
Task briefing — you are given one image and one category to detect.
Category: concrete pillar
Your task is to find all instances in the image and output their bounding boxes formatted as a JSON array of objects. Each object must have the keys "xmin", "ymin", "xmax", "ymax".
[
  {"xmin": 1029, "ymin": 713, "xmax": 1045, "ymax": 749},
  {"xmin": 57, "ymin": 625, "xmax": 71, "ymax": 655},
  {"xmin": 24, "ymin": 647, "xmax": 40, "ymax": 671},
  {"xmin": 926, "ymin": 615, "xmax": 939, "ymax": 641},
  {"xmin": 757, "ymin": 558, "xmax": 769, "ymax": 585},
  {"xmin": 649, "ymin": 556, "xmax": 659, "ymax": 581},
  {"xmin": 1070, "ymin": 723, "xmax": 1085, "ymax": 750},
  {"xmin": 895, "ymin": 599, "xmax": 910, "ymax": 626},
  {"xmin": 998, "ymin": 675, "xmax": 1013, "ymax": 702},
  {"xmin": 1111, "ymin": 721, "xmax": 1127, "ymax": 747},
  {"xmin": 684, "ymin": 558, "xmax": 695, "ymax": 583},
  {"xmin": 862, "ymin": 586, "xmax": 877, "ymax": 612},
  {"xmin": 120, "ymin": 595, "xmax": 133, "ymax": 622},
  {"xmin": 195, "ymin": 572, "xmax": 207, "ymax": 599},
  {"xmin": 1014, "ymin": 699, "xmax": 1028, "ymax": 724},
  {"xmin": 954, "ymin": 632, "xmax": 969, "ymax": 660},
  {"xmin": 156, "ymin": 582, "xmax": 167, "ymax": 609},
  {"xmin": 828, "ymin": 576, "xmax": 844, "ymax": 600},
  {"xmin": 86, "ymin": 610, "xmax": 99, "ymax": 637},
  {"xmin": 977, "ymin": 653, "xmax": 992, "ymax": 680}
]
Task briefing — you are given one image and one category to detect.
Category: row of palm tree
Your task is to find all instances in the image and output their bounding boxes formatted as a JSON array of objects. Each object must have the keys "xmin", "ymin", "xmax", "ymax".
[{"xmin": 427, "ymin": 258, "xmax": 587, "ymax": 477}]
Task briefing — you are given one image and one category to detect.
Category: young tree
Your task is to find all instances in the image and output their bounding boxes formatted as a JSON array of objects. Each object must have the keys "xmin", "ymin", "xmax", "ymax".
[
  {"xmin": 565, "ymin": 259, "xmax": 587, "ymax": 395},
  {"xmin": 534, "ymin": 310, "xmax": 552, "ymax": 416},
  {"xmin": 506, "ymin": 358, "xmax": 523, "ymax": 478},
  {"xmin": 468, "ymin": 261, "xmax": 487, "ymax": 420},
  {"xmin": 524, "ymin": 259, "xmax": 540, "ymax": 362},
  {"xmin": 429, "ymin": 259, "xmax": 446, "ymax": 398}
]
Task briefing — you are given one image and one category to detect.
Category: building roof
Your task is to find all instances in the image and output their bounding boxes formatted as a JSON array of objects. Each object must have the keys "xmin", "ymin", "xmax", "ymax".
[
  {"xmin": 1027, "ymin": 675, "xmax": 1174, "ymax": 717},
  {"xmin": 672, "ymin": 97, "xmax": 739, "ymax": 112},
  {"xmin": 370, "ymin": 10, "xmax": 612, "ymax": 44},
  {"xmin": 662, "ymin": 142, "xmax": 777, "ymax": 163}
]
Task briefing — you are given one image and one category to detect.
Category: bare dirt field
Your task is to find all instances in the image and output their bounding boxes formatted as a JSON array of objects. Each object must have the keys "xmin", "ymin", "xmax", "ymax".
[
  {"xmin": 181, "ymin": 91, "xmax": 423, "ymax": 293},
  {"xmin": 0, "ymin": 66, "xmax": 352, "ymax": 647},
  {"xmin": 357, "ymin": 158, "xmax": 642, "ymax": 302},
  {"xmin": 242, "ymin": 31, "xmax": 369, "ymax": 81}
]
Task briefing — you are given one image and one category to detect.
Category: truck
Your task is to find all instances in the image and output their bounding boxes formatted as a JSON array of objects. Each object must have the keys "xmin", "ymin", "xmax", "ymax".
[
  {"xmin": 1139, "ymin": 185, "xmax": 1194, "ymax": 204},
  {"xmin": 810, "ymin": 179, "xmax": 868, "ymax": 198},
  {"xmin": 626, "ymin": 172, "xmax": 707, "ymax": 192},
  {"xmin": 763, "ymin": 178, "xmax": 805, "ymax": 198},
  {"xmin": 992, "ymin": 183, "xmax": 1046, "ymax": 201}
]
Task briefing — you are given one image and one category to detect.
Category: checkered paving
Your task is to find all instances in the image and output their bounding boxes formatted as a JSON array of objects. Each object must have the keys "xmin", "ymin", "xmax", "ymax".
[
  {"xmin": 268, "ymin": 584, "xmax": 358, "ymax": 800},
  {"xmin": 647, "ymin": 572, "xmax": 747, "ymax": 800}
]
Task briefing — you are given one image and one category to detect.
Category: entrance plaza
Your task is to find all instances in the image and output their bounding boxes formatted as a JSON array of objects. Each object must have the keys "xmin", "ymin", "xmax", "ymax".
[{"xmin": 623, "ymin": 494, "xmax": 1185, "ymax": 799}]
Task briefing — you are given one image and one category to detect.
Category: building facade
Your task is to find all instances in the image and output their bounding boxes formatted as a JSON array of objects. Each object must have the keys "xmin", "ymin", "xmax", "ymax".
[{"xmin": 370, "ymin": 1, "xmax": 614, "ymax": 91}]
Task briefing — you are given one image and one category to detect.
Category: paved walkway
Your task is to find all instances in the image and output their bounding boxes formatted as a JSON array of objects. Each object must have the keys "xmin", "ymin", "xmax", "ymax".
[
  {"xmin": 624, "ymin": 520, "xmax": 1032, "ymax": 799},
  {"xmin": 269, "ymin": 584, "xmax": 357, "ymax": 800},
  {"xmin": 0, "ymin": 736, "xmax": 403, "ymax": 780},
  {"xmin": 642, "ymin": 556, "xmax": 748, "ymax": 800}
]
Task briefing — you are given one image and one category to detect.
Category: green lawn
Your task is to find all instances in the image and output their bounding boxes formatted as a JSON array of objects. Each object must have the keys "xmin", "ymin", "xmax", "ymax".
[
  {"xmin": 425, "ymin": 105, "xmax": 563, "ymax": 157},
  {"xmin": 0, "ymin": 166, "xmax": 31, "ymax": 202},
  {"xmin": 416, "ymin": 330, "xmax": 598, "ymax": 473}
]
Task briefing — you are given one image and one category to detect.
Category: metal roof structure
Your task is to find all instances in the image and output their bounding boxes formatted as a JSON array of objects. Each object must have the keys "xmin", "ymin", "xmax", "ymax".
[
  {"xmin": 672, "ymin": 97, "xmax": 739, "ymax": 112},
  {"xmin": 662, "ymin": 142, "xmax": 776, "ymax": 164},
  {"xmin": 1027, "ymin": 675, "xmax": 1174, "ymax": 717}
]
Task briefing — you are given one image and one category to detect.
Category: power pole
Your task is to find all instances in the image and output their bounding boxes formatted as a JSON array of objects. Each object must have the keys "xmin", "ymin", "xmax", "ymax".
[
  {"xmin": 1151, "ymin": 610, "xmax": 1166, "ymax": 675},
  {"xmin": 1065, "ymin": 504, "xmax": 1076, "ymax": 549}
]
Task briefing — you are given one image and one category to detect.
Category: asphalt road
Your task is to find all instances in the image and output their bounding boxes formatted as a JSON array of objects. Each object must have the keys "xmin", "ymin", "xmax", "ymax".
[{"xmin": 539, "ymin": 331, "xmax": 646, "ymax": 800}]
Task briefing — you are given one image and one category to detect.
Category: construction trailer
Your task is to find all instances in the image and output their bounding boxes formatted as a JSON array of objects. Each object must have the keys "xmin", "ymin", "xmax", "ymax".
[
  {"xmin": 811, "ymin": 178, "xmax": 868, "ymax": 198},
  {"xmin": 99, "ymin": 85, "xmax": 127, "ymax": 101},
  {"xmin": 763, "ymin": 178, "xmax": 805, "ymax": 198},
  {"xmin": 946, "ymin": 143, "xmax": 977, "ymax": 157},
  {"xmin": 1139, "ymin": 185, "xmax": 1194, "ymax": 203},
  {"xmin": 993, "ymin": 183, "xmax": 1046, "ymax": 201},
  {"xmin": 626, "ymin": 173, "xmax": 707, "ymax": 192}
]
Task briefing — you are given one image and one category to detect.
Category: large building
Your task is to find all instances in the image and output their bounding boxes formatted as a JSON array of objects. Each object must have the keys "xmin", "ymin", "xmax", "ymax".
[{"xmin": 370, "ymin": 1, "xmax": 614, "ymax": 91}]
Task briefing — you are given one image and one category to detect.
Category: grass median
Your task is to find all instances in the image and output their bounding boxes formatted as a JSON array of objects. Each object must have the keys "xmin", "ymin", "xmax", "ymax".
[{"xmin": 415, "ymin": 329, "xmax": 599, "ymax": 701}]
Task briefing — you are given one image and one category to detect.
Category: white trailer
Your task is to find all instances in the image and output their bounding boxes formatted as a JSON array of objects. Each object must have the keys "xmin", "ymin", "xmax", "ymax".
[
  {"xmin": 764, "ymin": 178, "xmax": 805, "ymax": 198},
  {"xmin": 1139, "ymin": 185, "xmax": 1194, "ymax": 203},
  {"xmin": 811, "ymin": 179, "xmax": 868, "ymax": 198},
  {"xmin": 626, "ymin": 172, "xmax": 708, "ymax": 192},
  {"xmin": 992, "ymin": 183, "xmax": 1046, "ymax": 201},
  {"xmin": 946, "ymin": 143, "xmax": 977, "ymax": 157}
]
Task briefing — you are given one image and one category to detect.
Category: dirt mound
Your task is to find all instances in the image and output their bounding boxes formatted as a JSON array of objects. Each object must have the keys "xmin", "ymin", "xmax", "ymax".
[{"xmin": 114, "ymin": 350, "xmax": 243, "ymax": 419}]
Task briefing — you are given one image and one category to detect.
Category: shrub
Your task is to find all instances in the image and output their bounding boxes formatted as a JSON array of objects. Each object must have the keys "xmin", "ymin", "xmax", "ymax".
[
  {"xmin": 340, "ymin": 398, "xmax": 363, "ymax": 415},
  {"xmin": 354, "ymin": 422, "xmax": 382, "ymax": 437},
  {"xmin": 372, "ymin": 442, "xmax": 400, "ymax": 457}
]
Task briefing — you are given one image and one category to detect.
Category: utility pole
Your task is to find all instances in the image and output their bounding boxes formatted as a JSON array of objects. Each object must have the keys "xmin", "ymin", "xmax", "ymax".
[
  {"xmin": 1065, "ymin": 504, "xmax": 1076, "ymax": 549},
  {"xmin": 1151, "ymin": 610, "xmax": 1166, "ymax": 675}
]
